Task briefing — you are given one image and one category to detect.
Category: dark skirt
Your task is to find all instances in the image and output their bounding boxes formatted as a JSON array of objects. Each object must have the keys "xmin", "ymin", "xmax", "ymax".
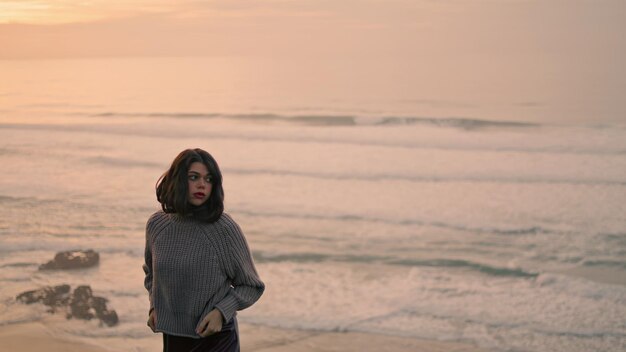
[{"xmin": 163, "ymin": 317, "xmax": 239, "ymax": 352}]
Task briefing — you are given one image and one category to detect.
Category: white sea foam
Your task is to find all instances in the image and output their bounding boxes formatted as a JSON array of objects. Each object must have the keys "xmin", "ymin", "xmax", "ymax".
[{"xmin": 244, "ymin": 263, "xmax": 626, "ymax": 351}]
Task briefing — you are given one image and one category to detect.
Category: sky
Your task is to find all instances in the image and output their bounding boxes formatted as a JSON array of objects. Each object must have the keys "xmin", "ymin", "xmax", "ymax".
[
  {"xmin": 0, "ymin": 0, "xmax": 624, "ymax": 122},
  {"xmin": 0, "ymin": 0, "xmax": 624, "ymax": 61}
]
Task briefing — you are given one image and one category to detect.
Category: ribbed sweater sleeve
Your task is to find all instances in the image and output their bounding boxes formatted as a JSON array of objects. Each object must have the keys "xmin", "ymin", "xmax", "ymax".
[
  {"xmin": 142, "ymin": 211, "xmax": 170, "ymax": 312},
  {"xmin": 142, "ymin": 241, "xmax": 153, "ymax": 311},
  {"xmin": 213, "ymin": 214, "xmax": 265, "ymax": 323}
]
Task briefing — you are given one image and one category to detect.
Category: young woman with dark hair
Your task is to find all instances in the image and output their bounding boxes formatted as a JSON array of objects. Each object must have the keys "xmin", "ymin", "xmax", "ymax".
[{"xmin": 143, "ymin": 148, "xmax": 264, "ymax": 352}]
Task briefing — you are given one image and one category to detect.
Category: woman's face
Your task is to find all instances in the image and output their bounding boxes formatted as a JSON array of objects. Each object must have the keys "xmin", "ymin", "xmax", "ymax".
[{"xmin": 187, "ymin": 162, "xmax": 212, "ymax": 206}]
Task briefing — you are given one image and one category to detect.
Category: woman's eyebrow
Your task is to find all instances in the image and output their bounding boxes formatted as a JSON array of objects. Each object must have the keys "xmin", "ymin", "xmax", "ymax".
[{"xmin": 188, "ymin": 171, "xmax": 210, "ymax": 176}]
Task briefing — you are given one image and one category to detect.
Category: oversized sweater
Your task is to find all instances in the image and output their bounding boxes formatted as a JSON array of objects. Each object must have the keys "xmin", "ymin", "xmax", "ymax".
[{"xmin": 143, "ymin": 210, "xmax": 265, "ymax": 338}]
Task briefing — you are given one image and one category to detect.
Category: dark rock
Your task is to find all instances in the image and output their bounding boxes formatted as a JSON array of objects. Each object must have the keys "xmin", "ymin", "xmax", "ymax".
[
  {"xmin": 89, "ymin": 296, "xmax": 119, "ymax": 325},
  {"xmin": 73, "ymin": 285, "xmax": 93, "ymax": 300},
  {"xmin": 39, "ymin": 250, "xmax": 99, "ymax": 270},
  {"xmin": 92, "ymin": 296, "xmax": 113, "ymax": 324},
  {"xmin": 91, "ymin": 296, "xmax": 107, "ymax": 311},
  {"xmin": 16, "ymin": 284, "xmax": 118, "ymax": 327},
  {"xmin": 98, "ymin": 309, "xmax": 119, "ymax": 327},
  {"xmin": 16, "ymin": 284, "xmax": 71, "ymax": 312},
  {"xmin": 69, "ymin": 285, "xmax": 95, "ymax": 320}
]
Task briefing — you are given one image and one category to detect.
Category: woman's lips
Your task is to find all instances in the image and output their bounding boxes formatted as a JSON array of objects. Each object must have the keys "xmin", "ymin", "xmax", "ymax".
[{"xmin": 193, "ymin": 193, "xmax": 205, "ymax": 198}]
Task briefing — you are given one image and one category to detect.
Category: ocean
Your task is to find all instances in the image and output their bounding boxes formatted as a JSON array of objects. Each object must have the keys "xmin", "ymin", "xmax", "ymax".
[{"xmin": 0, "ymin": 57, "xmax": 625, "ymax": 351}]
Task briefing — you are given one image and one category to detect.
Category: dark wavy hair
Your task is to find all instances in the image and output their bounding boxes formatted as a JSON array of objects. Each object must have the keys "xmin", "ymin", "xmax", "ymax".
[{"xmin": 156, "ymin": 148, "xmax": 224, "ymax": 223}]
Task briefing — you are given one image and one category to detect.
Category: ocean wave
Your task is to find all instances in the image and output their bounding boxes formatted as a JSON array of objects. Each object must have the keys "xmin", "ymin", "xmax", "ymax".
[
  {"xmin": 253, "ymin": 252, "xmax": 332, "ymax": 263},
  {"xmin": 89, "ymin": 111, "xmax": 626, "ymax": 130},
  {"xmin": 82, "ymin": 156, "xmax": 162, "ymax": 168},
  {"xmin": 601, "ymin": 233, "xmax": 626, "ymax": 246},
  {"xmin": 2, "ymin": 121, "xmax": 625, "ymax": 157},
  {"xmin": 0, "ymin": 195, "xmax": 39, "ymax": 203},
  {"xmin": 0, "ymin": 277, "xmax": 32, "ymax": 282},
  {"xmin": 582, "ymin": 260, "xmax": 626, "ymax": 269},
  {"xmin": 0, "ymin": 262, "xmax": 38, "ymax": 268},
  {"xmin": 91, "ymin": 111, "xmax": 539, "ymax": 130},
  {"xmin": 386, "ymin": 258, "xmax": 538, "ymax": 278},
  {"xmin": 375, "ymin": 116, "xmax": 538, "ymax": 129},
  {"xmin": 0, "ymin": 147, "xmax": 15, "ymax": 156},
  {"xmin": 0, "ymin": 317, "xmax": 42, "ymax": 328},
  {"xmin": 0, "ymin": 242, "xmax": 143, "ymax": 257},
  {"xmin": 494, "ymin": 226, "xmax": 544, "ymax": 235},
  {"xmin": 252, "ymin": 251, "xmax": 538, "ymax": 278},
  {"xmin": 225, "ymin": 168, "xmax": 626, "ymax": 186},
  {"xmin": 351, "ymin": 308, "xmax": 626, "ymax": 341},
  {"xmin": 237, "ymin": 209, "xmax": 556, "ymax": 236}
]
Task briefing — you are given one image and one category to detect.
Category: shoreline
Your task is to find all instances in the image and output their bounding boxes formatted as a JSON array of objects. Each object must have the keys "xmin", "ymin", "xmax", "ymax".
[{"xmin": 0, "ymin": 321, "xmax": 490, "ymax": 352}]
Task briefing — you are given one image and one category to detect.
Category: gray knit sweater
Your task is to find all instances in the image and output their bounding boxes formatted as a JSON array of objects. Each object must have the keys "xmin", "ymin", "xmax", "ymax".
[{"xmin": 143, "ymin": 211, "xmax": 265, "ymax": 338}]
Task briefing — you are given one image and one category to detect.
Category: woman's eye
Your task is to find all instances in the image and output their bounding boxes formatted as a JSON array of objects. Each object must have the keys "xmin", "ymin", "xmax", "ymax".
[{"xmin": 188, "ymin": 175, "xmax": 197, "ymax": 180}]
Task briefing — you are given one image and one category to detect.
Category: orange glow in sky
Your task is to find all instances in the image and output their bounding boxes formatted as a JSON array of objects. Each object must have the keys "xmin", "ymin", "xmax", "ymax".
[{"xmin": 0, "ymin": 0, "xmax": 175, "ymax": 24}]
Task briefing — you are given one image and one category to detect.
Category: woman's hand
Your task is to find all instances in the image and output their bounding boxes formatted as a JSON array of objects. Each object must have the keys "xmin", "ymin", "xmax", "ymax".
[
  {"xmin": 147, "ymin": 309, "xmax": 156, "ymax": 332},
  {"xmin": 196, "ymin": 309, "xmax": 224, "ymax": 337}
]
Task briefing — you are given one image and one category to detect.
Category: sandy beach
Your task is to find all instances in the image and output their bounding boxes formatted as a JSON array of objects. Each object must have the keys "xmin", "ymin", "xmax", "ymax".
[
  {"xmin": 0, "ymin": 322, "xmax": 488, "ymax": 352},
  {"xmin": 0, "ymin": 322, "xmax": 109, "ymax": 352}
]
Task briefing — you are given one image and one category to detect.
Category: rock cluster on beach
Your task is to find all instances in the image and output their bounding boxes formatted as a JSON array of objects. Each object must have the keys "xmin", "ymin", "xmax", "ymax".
[
  {"xmin": 16, "ymin": 249, "xmax": 118, "ymax": 327},
  {"xmin": 39, "ymin": 249, "xmax": 100, "ymax": 270},
  {"xmin": 16, "ymin": 284, "xmax": 119, "ymax": 327}
]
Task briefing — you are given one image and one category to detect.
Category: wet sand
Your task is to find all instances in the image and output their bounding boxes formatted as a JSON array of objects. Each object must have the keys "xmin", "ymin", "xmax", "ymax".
[
  {"xmin": 0, "ymin": 322, "xmax": 109, "ymax": 352},
  {"xmin": 0, "ymin": 321, "xmax": 489, "ymax": 352}
]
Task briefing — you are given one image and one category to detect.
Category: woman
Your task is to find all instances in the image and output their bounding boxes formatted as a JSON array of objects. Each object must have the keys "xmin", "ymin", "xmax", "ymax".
[{"xmin": 143, "ymin": 148, "xmax": 265, "ymax": 352}]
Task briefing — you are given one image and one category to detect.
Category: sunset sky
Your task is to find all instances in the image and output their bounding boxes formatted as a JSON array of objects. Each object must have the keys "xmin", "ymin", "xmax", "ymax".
[
  {"xmin": 1, "ymin": 0, "xmax": 624, "ymax": 61},
  {"xmin": 1, "ymin": 0, "xmax": 624, "ymax": 122}
]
